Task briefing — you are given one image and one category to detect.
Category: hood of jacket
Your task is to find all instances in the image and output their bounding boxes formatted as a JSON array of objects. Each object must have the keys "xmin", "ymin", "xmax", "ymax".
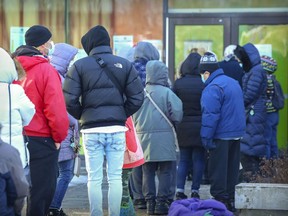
[
  {"xmin": 50, "ymin": 43, "xmax": 78, "ymax": 77},
  {"xmin": 81, "ymin": 25, "xmax": 111, "ymax": 55},
  {"xmin": 243, "ymin": 43, "xmax": 261, "ymax": 68},
  {"xmin": 0, "ymin": 48, "xmax": 18, "ymax": 83},
  {"xmin": 146, "ymin": 60, "xmax": 169, "ymax": 87},
  {"xmin": 134, "ymin": 41, "xmax": 160, "ymax": 61},
  {"xmin": 12, "ymin": 45, "xmax": 49, "ymax": 71},
  {"xmin": 180, "ymin": 52, "xmax": 201, "ymax": 76}
]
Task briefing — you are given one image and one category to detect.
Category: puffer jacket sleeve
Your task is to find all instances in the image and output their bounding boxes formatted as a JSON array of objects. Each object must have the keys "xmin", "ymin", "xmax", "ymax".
[
  {"xmin": 63, "ymin": 64, "xmax": 82, "ymax": 120},
  {"xmin": 201, "ymin": 85, "xmax": 223, "ymax": 139},
  {"xmin": 14, "ymin": 84, "xmax": 35, "ymax": 126},
  {"xmin": 123, "ymin": 65, "xmax": 144, "ymax": 117},
  {"xmin": 243, "ymin": 65, "xmax": 266, "ymax": 107}
]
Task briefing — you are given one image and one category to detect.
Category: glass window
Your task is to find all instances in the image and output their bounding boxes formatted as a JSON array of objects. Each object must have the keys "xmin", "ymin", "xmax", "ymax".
[
  {"xmin": 175, "ymin": 25, "xmax": 224, "ymax": 78},
  {"xmin": 169, "ymin": 0, "xmax": 288, "ymax": 9}
]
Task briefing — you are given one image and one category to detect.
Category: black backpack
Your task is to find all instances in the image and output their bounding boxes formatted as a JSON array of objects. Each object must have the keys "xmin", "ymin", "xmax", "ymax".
[{"xmin": 272, "ymin": 76, "xmax": 285, "ymax": 110}]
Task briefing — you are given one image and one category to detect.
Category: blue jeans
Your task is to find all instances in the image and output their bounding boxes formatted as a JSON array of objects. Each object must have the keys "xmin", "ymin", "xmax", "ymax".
[
  {"xmin": 50, "ymin": 159, "xmax": 74, "ymax": 209},
  {"xmin": 176, "ymin": 147, "xmax": 205, "ymax": 193},
  {"xmin": 264, "ymin": 112, "xmax": 279, "ymax": 159},
  {"xmin": 83, "ymin": 132, "xmax": 125, "ymax": 216}
]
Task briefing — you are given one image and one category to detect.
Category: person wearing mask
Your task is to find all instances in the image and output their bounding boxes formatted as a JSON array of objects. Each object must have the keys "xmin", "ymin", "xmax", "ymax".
[
  {"xmin": 234, "ymin": 43, "xmax": 267, "ymax": 181},
  {"xmin": 219, "ymin": 45, "xmax": 244, "ymax": 87},
  {"xmin": 48, "ymin": 43, "xmax": 80, "ymax": 216},
  {"xmin": 173, "ymin": 51, "xmax": 206, "ymax": 200},
  {"xmin": 133, "ymin": 60, "xmax": 183, "ymax": 215},
  {"xmin": 63, "ymin": 25, "xmax": 144, "ymax": 216},
  {"xmin": 0, "ymin": 123, "xmax": 30, "ymax": 216},
  {"xmin": 199, "ymin": 51, "xmax": 246, "ymax": 213},
  {"xmin": 12, "ymin": 25, "xmax": 69, "ymax": 216},
  {"xmin": 129, "ymin": 41, "xmax": 160, "ymax": 209}
]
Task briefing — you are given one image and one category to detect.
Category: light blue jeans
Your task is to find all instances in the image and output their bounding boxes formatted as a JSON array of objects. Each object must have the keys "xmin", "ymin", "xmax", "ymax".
[{"xmin": 83, "ymin": 132, "xmax": 125, "ymax": 216}]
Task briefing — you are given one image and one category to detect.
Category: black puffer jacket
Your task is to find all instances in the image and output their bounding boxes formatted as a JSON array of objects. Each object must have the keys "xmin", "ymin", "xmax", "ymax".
[
  {"xmin": 63, "ymin": 46, "xmax": 144, "ymax": 129},
  {"xmin": 173, "ymin": 53, "xmax": 204, "ymax": 148}
]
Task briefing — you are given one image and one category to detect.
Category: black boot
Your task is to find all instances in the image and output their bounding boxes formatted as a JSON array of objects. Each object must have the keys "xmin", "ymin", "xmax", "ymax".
[
  {"xmin": 146, "ymin": 199, "xmax": 156, "ymax": 215},
  {"xmin": 154, "ymin": 200, "xmax": 169, "ymax": 215},
  {"xmin": 227, "ymin": 198, "xmax": 239, "ymax": 214},
  {"xmin": 48, "ymin": 208, "xmax": 60, "ymax": 216}
]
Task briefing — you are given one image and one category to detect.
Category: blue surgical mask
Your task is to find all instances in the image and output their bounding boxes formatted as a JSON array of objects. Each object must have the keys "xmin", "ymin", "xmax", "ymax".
[
  {"xmin": 201, "ymin": 74, "xmax": 206, "ymax": 83},
  {"xmin": 45, "ymin": 41, "xmax": 55, "ymax": 56}
]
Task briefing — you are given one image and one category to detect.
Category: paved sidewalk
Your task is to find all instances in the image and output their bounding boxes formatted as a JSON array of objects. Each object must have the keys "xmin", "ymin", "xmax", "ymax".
[{"xmin": 61, "ymin": 156, "xmax": 212, "ymax": 216}]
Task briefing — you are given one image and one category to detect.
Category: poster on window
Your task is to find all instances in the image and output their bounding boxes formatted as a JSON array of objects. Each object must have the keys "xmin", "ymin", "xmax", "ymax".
[
  {"xmin": 113, "ymin": 35, "xmax": 133, "ymax": 56},
  {"xmin": 184, "ymin": 40, "xmax": 213, "ymax": 58},
  {"xmin": 10, "ymin": 27, "xmax": 29, "ymax": 52}
]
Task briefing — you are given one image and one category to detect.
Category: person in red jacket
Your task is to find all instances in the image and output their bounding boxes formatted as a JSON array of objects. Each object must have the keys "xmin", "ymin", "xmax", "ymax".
[{"xmin": 12, "ymin": 25, "xmax": 69, "ymax": 216}]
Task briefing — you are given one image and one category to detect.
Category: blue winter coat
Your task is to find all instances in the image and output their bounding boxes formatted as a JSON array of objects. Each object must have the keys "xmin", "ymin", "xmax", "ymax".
[
  {"xmin": 201, "ymin": 69, "xmax": 246, "ymax": 143},
  {"xmin": 240, "ymin": 43, "xmax": 267, "ymax": 157}
]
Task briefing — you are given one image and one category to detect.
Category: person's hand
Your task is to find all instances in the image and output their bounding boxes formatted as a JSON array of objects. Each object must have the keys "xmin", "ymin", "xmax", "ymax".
[
  {"xmin": 202, "ymin": 138, "xmax": 216, "ymax": 150},
  {"xmin": 55, "ymin": 142, "xmax": 61, "ymax": 150}
]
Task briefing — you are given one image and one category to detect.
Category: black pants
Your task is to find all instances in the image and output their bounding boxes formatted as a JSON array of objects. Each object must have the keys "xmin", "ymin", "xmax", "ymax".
[
  {"xmin": 142, "ymin": 161, "xmax": 174, "ymax": 202},
  {"xmin": 208, "ymin": 139, "xmax": 240, "ymax": 200},
  {"xmin": 26, "ymin": 136, "xmax": 59, "ymax": 216}
]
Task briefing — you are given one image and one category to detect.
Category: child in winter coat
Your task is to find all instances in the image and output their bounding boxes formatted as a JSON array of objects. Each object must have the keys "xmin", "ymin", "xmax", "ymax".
[{"xmin": 261, "ymin": 55, "xmax": 285, "ymax": 159}]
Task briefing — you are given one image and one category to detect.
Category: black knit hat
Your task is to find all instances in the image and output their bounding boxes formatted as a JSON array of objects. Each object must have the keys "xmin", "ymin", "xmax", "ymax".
[
  {"xmin": 81, "ymin": 25, "xmax": 111, "ymax": 55},
  {"xmin": 25, "ymin": 25, "xmax": 52, "ymax": 47},
  {"xmin": 199, "ymin": 51, "xmax": 219, "ymax": 74}
]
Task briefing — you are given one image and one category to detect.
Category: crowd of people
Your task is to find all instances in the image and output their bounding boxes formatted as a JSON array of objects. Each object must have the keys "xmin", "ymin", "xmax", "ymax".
[{"xmin": 0, "ymin": 23, "xmax": 284, "ymax": 216}]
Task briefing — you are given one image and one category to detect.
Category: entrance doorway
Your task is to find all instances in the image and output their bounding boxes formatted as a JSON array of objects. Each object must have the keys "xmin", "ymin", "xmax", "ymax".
[{"xmin": 166, "ymin": 14, "xmax": 288, "ymax": 149}]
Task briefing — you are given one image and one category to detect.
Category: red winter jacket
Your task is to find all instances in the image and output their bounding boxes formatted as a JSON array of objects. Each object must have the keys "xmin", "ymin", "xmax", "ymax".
[{"xmin": 15, "ymin": 47, "xmax": 68, "ymax": 143}]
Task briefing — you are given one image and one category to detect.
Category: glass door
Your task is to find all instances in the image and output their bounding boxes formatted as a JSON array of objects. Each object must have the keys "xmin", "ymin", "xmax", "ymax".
[{"xmin": 167, "ymin": 17, "xmax": 230, "ymax": 82}]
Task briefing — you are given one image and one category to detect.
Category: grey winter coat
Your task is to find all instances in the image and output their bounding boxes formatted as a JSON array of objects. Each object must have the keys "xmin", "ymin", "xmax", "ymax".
[
  {"xmin": 0, "ymin": 137, "xmax": 29, "ymax": 215},
  {"xmin": 133, "ymin": 60, "xmax": 183, "ymax": 162}
]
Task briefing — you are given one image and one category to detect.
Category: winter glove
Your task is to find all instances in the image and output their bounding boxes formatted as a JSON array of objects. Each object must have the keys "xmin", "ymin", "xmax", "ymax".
[{"xmin": 202, "ymin": 138, "xmax": 216, "ymax": 150}]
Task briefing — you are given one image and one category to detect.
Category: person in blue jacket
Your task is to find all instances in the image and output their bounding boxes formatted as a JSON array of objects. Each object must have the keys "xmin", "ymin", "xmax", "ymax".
[
  {"xmin": 234, "ymin": 43, "xmax": 267, "ymax": 181},
  {"xmin": 199, "ymin": 51, "xmax": 246, "ymax": 213}
]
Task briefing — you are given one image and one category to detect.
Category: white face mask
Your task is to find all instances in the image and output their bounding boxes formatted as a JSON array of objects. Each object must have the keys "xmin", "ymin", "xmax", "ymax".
[
  {"xmin": 201, "ymin": 74, "xmax": 206, "ymax": 83},
  {"xmin": 44, "ymin": 41, "xmax": 55, "ymax": 56}
]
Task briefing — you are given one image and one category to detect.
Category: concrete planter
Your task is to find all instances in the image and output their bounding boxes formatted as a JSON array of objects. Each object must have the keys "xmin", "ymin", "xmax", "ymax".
[{"xmin": 235, "ymin": 183, "xmax": 288, "ymax": 216}]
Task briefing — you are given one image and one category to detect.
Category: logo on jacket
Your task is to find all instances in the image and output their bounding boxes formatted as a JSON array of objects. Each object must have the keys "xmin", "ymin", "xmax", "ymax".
[{"xmin": 114, "ymin": 63, "xmax": 123, "ymax": 68}]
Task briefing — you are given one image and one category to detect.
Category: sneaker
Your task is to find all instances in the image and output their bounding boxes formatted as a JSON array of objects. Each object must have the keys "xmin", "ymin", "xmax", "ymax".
[
  {"xmin": 191, "ymin": 192, "xmax": 200, "ymax": 199},
  {"xmin": 154, "ymin": 201, "xmax": 169, "ymax": 215},
  {"xmin": 133, "ymin": 199, "xmax": 147, "ymax": 209},
  {"xmin": 175, "ymin": 192, "xmax": 188, "ymax": 200},
  {"xmin": 146, "ymin": 199, "xmax": 156, "ymax": 215}
]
